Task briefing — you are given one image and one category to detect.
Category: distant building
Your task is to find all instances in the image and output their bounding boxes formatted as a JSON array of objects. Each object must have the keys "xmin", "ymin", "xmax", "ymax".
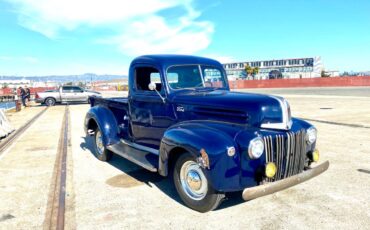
[
  {"xmin": 223, "ymin": 56, "xmax": 324, "ymax": 80},
  {"xmin": 94, "ymin": 78, "xmax": 128, "ymax": 87},
  {"xmin": 31, "ymin": 81, "xmax": 59, "ymax": 88},
  {"xmin": 358, "ymin": 71, "xmax": 370, "ymax": 76},
  {"xmin": 0, "ymin": 79, "xmax": 31, "ymax": 88},
  {"xmin": 92, "ymin": 78, "xmax": 128, "ymax": 91},
  {"xmin": 325, "ymin": 70, "xmax": 339, "ymax": 77}
]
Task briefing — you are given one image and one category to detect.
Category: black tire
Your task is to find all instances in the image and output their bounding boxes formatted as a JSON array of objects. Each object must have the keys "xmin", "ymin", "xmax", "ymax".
[
  {"xmin": 45, "ymin": 97, "xmax": 56, "ymax": 106},
  {"xmin": 173, "ymin": 152, "xmax": 225, "ymax": 212},
  {"xmin": 93, "ymin": 128, "xmax": 112, "ymax": 161}
]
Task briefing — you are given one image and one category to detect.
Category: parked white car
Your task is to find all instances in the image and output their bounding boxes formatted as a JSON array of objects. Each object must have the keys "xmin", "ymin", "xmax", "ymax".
[{"xmin": 35, "ymin": 86, "xmax": 102, "ymax": 106}]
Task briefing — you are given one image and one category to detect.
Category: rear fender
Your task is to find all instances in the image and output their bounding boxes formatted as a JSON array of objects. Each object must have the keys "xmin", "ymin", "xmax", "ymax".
[
  {"xmin": 84, "ymin": 106, "xmax": 120, "ymax": 146},
  {"xmin": 159, "ymin": 122, "xmax": 242, "ymax": 191}
]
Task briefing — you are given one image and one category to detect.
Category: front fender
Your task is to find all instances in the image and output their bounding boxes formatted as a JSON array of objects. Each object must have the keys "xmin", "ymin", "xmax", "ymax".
[
  {"xmin": 159, "ymin": 121, "xmax": 242, "ymax": 192},
  {"xmin": 84, "ymin": 106, "xmax": 120, "ymax": 146}
]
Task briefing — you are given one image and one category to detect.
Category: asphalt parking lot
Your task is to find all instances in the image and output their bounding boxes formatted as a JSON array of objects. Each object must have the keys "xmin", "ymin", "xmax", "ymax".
[{"xmin": 0, "ymin": 87, "xmax": 369, "ymax": 229}]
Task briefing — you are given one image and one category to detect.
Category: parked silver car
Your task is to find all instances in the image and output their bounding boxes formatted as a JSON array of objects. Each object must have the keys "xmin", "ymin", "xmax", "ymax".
[{"xmin": 35, "ymin": 86, "xmax": 102, "ymax": 106}]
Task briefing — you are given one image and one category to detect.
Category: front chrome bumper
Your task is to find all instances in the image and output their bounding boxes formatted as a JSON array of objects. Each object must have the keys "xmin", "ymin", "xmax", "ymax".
[{"xmin": 242, "ymin": 160, "xmax": 329, "ymax": 201}]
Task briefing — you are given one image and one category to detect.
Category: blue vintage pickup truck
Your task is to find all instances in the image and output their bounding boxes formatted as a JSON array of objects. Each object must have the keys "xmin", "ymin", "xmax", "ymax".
[{"xmin": 84, "ymin": 55, "xmax": 329, "ymax": 212}]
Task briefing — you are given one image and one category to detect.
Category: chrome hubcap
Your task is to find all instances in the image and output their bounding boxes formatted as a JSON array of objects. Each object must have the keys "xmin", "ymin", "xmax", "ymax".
[
  {"xmin": 187, "ymin": 171, "xmax": 202, "ymax": 191},
  {"xmin": 95, "ymin": 131, "xmax": 104, "ymax": 155},
  {"xmin": 180, "ymin": 161, "xmax": 208, "ymax": 200}
]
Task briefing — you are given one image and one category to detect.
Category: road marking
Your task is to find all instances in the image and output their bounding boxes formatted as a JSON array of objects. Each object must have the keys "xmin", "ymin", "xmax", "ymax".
[{"xmin": 300, "ymin": 118, "xmax": 370, "ymax": 129}]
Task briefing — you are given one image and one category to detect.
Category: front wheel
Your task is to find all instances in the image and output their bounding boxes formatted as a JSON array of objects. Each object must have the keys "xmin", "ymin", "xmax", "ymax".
[
  {"xmin": 93, "ymin": 128, "xmax": 112, "ymax": 161},
  {"xmin": 45, "ymin": 97, "xmax": 56, "ymax": 106},
  {"xmin": 173, "ymin": 152, "xmax": 224, "ymax": 212}
]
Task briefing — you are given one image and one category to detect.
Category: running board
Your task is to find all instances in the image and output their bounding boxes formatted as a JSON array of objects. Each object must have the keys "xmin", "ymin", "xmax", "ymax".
[{"xmin": 107, "ymin": 142, "xmax": 158, "ymax": 172}]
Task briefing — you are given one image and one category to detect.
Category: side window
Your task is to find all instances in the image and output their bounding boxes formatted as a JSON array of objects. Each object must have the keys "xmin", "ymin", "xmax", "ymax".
[
  {"xmin": 71, "ymin": 87, "xmax": 83, "ymax": 92},
  {"xmin": 135, "ymin": 67, "xmax": 162, "ymax": 92},
  {"xmin": 62, "ymin": 86, "xmax": 73, "ymax": 93}
]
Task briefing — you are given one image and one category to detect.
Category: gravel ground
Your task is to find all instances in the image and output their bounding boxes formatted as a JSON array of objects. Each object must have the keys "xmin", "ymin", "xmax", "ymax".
[
  {"xmin": 0, "ymin": 89, "xmax": 369, "ymax": 229},
  {"xmin": 0, "ymin": 106, "xmax": 65, "ymax": 229}
]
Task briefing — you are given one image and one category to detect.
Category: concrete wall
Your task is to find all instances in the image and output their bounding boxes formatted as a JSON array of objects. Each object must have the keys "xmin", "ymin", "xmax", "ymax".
[{"xmin": 229, "ymin": 76, "xmax": 370, "ymax": 89}]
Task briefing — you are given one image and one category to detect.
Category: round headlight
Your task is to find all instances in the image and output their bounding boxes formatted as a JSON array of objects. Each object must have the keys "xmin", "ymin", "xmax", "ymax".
[
  {"xmin": 248, "ymin": 137, "xmax": 264, "ymax": 159},
  {"xmin": 306, "ymin": 127, "xmax": 317, "ymax": 144}
]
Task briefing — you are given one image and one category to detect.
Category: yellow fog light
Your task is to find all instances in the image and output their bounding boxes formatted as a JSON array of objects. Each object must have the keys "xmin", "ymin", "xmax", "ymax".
[
  {"xmin": 313, "ymin": 149, "xmax": 320, "ymax": 162},
  {"xmin": 265, "ymin": 162, "xmax": 277, "ymax": 178}
]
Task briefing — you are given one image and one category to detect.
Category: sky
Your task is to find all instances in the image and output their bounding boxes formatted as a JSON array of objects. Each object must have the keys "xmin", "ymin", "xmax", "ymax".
[{"xmin": 0, "ymin": 0, "xmax": 369, "ymax": 76}]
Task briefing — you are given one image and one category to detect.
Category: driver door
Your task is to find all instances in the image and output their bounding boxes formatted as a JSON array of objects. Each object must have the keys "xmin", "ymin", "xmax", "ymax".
[
  {"xmin": 61, "ymin": 86, "xmax": 74, "ymax": 102},
  {"xmin": 71, "ymin": 86, "xmax": 86, "ymax": 102},
  {"xmin": 129, "ymin": 65, "xmax": 175, "ymax": 148}
]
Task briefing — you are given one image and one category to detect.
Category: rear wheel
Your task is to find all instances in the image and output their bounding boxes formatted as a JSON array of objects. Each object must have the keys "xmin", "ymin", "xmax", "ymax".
[
  {"xmin": 173, "ymin": 152, "xmax": 224, "ymax": 212},
  {"xmin": 93, "ymin": 128, "xmax": 112, "ymax": 161},
  {"xmin": 45, "ymin": 97, "xmax": 56, "ymax": 106}
]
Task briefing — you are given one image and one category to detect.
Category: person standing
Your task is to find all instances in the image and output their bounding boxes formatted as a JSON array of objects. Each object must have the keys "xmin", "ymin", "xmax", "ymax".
[
  {"xmin": 18, "ymin": 86, "xmax": 27, "ymax": 107},
  {"xmin": 25, "ymin": 86, "xmax": 31, "ymax": 103}
]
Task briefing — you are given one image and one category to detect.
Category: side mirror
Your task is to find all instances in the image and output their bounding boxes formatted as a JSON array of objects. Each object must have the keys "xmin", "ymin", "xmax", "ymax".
[
  {"xmin": 148, "ymin": 82, "xmax": 165, "ymax": 103},
  {"xmin": 148, "ymin": 82, "xmax": 156, "ymax": 91}
]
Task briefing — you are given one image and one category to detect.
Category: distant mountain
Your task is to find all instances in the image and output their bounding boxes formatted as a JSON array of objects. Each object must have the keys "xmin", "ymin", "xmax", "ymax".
[{"xmin": 0, "ymin": 73, "xmax": 127, "ymax": 82}]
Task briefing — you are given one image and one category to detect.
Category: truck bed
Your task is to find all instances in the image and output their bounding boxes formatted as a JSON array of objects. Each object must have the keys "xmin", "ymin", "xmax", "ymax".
[
  {"xmin": 90, "ymin": 96, "xmax": 130, "ymax": 139},
  {"xmin": 91, "ymin": 96, "xmax": 128, "ymax": 108}
]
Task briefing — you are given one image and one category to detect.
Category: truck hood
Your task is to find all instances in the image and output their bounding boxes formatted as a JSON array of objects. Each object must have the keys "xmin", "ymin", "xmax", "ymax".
[{"xmin": 171, "ymin": 89, "xmax": 292, "ymax": 129}]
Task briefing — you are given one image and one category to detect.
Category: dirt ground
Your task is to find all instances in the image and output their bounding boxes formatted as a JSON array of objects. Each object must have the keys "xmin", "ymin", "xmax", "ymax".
[{"xmin": 0, "ymin": 88, "xmax": 369, "ymax": 229}]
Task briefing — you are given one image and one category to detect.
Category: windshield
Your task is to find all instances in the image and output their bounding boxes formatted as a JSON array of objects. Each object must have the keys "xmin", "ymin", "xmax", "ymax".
[{"xmin": 166, "ymin": 65, "xmax": 227, "ymax": 90}]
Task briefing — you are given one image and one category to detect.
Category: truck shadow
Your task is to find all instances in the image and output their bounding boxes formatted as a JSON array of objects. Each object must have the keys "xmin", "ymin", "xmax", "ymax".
[
  {"xmin": 80, "ymin": 136, "xmax": 245, "ymax": 211},
  {"xmin": 80, "ymin": 136, "xmax": 181, "ymax": 202}
]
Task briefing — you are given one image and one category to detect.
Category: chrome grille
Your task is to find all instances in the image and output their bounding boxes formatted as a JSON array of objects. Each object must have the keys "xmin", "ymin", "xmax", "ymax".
[{"xmin": 263, "ymin": 129, "xmax": 306, "ymax": 182}]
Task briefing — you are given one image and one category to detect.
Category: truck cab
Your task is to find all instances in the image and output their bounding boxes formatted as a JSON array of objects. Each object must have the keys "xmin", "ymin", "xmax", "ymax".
[{"xmin": 84, "ymin": 55, "xmax": 329, "ymax": 212}]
